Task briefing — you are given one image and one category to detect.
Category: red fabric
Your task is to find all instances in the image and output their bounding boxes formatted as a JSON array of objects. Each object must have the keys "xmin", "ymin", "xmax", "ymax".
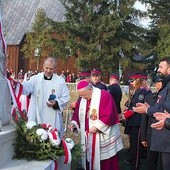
[
  {"xmin": 98, "ymin": 90, "xmax": 119, "ymax": 126},
  {"xmin": 110, "ymin": 75, "xmax": 119, "ymax": 80},
  {"xmin": 129, "ymin": 74, "xmax": 141, "ymax": 81},
  {"xmin": 54, "ymin": 160, "xmax": 58, "ymax": 170},
  {"xmin": 72, "ymin": 89, "xmax": 120, "ymax": 170},
  {"xmin": 86, "ymin": 154, "xmax": 119, "ymax": 170},
  {"xmin": 51, "ymin": 130, "xmax": 58, "ymax": 140},
  {"xmin": 16, "ymin": 84, "xmax": 23, "ymax": 110},
  {"xmin": 12, "ymin": 109, "xmax": 19, "ymax": 123},
  {"xmin": 66, "ymin": 75, "xmax": 72, "ymax": 82},
  {"xmin": 42, "ymin": 123, "xmax": 52, "ymax": 129},
  {"xmin": 91, "ymin": 69, "xmax": 101, "ymax": 75},
  {"xmin": 100, "ymin": 154, "xmax": 119, "ymax": 170},
  {"xmin": 72, "ymin": 90, "xmax": 119, "ymax": 130},
  {"xmin": 8, "ymin": 78, "xmax": 22, "ymax": 112},
  {"xmin": 91, "ymin": 133, "xmax": 96, "ymax": 170},
  {"xmin": 124, "ymin": 110, "xmax": 134, "ymax": 119},
  {"xmin": 79, "ymin": 72, "xmax": 90, "ymax": 77},
  {"xmin": 62, "ymin": 140, "xmax": 69, "ymax": 164},
  {"xmin": 77, "ymin": 80, "xmax": 89, "ymax": 90},
  {"xmin": 26, "ymin": 95, "xmax": 30, "ymax": 111}
]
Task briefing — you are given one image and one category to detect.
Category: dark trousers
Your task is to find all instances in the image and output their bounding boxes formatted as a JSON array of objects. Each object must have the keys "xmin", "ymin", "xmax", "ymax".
[
  {"xmin": 161, "ymin": 152, "xmax": 170, "ymax": 170},
  {"xmin": 147, "ymin": 149, "xmax": 159, "ymax": 170},
  {"xmin": 129, "ymin": 126, "xmax": 142, "ymax": 170}
]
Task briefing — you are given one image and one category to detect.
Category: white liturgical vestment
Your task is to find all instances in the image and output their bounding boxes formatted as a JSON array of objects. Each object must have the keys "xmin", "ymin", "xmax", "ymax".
[{"xmin": 22, "ymin": 72, "xmax": 69, "ymax": 136}]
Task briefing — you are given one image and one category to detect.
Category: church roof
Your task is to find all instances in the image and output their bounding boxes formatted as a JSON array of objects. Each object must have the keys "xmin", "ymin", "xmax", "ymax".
[{"xmin": 1, "ymin": 0, "xmax": 65, "ymax": 45}]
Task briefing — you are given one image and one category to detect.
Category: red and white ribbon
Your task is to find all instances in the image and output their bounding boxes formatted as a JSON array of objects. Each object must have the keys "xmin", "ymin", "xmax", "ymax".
[
  {"xmin": 62, "ymin": 139, "xmax": 72, "ymax": 164},
  {"xmin": 50, "ymin": 129, "xmax": 59, "ymax": 140},
  {"xmin": 54, "ymin": 160, "xmax": 58, "ymax": 170},
  {"xmin": 5, "ymin": 77, "xmax": 30, "ymax": 115},
  {"xmin": 5, "ymin": 77, "xmax": 23, "ymax": 113},
  {"xmin": 85, "ymin": 131, "xmax": 97, "ymax": 170},
  {"xmin": 41, "ymin": 123, "xmax": 53, "ymax": 132},
  {"xmin": 52, "ymin": 139, "xmax": 72, "ymax": 170}
]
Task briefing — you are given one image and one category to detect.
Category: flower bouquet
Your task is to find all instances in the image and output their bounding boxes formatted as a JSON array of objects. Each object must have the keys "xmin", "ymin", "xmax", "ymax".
[{"xmin": 12, "ymin": 109, "xmax": 74, "ymax": 162}]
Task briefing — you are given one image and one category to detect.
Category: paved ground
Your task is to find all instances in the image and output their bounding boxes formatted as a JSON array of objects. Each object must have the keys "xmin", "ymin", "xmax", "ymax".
[{"xmin": 71, "ymin": 148, "xmax": 163, "ymax": 170}]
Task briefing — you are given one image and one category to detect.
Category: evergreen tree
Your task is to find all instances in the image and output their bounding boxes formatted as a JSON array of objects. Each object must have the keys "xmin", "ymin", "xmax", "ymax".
[
  {"xmin": 139, "ymin": 0, "xmax": 170, "ymax": 57},
  {"xmin": 53, "ymin": 0, "xmax": 149, "ymax": 73},
  {"xmin": 22, "ymin": 9, "xmax": 56, "ymax": 70}
]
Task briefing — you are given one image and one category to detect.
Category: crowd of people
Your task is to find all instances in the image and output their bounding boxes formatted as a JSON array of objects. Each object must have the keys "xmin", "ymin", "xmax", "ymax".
[
  {"xmin": 7, "ymin": 68, "xmax": 79, "ymax": 83},
  {"xmin": 60, "ymin": 70, "xmax": 78, "ymax": 83},
  {"xmin": 119, "ymin": 57, "xmax": 170, "ymax": 170},
  {"xmin": 68, "ymin": 57, "xmax": 170, "ymax": 170},
  {"xmin": 7, "ymin": 56, "xmax": 170, "ymax": 170},
  {"xmin": 7, "ymin": 68, "xmax": 39, "ymax": 82}
]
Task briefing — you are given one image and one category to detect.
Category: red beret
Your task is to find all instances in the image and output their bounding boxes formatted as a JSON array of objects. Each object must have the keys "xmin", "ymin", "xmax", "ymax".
[
  {"xmin": 78, "ymin": 70, "xmax": 91, "ymax": 77},
  {"xmin": 139, "ymin": 74, "xmax": 147, "ymax": 79},
  {"xmin": 110, "ymin": 73, "xmax": 119, "ymax": 80},
  {"xmin": 91, "ymin": 68, "xmax": 101, "ymax": 75},
  {"xmin": 77, "ymin": 80, "xmax": 89, "ymax": 90},
  {"xmin": 128, "ymin": 73, "xmax": 141, "ymax": 82}
]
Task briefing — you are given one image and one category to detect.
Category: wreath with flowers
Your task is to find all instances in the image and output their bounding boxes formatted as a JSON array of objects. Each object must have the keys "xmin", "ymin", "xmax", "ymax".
[
  {"xmin": 5, "ymin": 76, "xmax": 79, "ymax": 163},
  {"xmin": 12, "ymin": 109, "xmax": 75, "ymax": 162}
]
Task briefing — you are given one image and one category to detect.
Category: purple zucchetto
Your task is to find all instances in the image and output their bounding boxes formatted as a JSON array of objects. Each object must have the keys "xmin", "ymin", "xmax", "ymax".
[{"xmin": 77, "ymin": 80, "xmax": 89, "ymax": 90}]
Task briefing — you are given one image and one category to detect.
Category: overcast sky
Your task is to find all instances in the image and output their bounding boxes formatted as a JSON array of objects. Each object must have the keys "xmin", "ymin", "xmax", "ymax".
[{"xmin": 134, "ymin": 0, "xmax": 151, "ymax": 27}]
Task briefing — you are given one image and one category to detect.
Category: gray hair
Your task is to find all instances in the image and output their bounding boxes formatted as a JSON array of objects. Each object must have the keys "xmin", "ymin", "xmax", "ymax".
[
  {"xmin": 44, "ymin": 57, "xmax": 57, "ymax": 67},
  {"xmin": 84, "ymin": 83, "xmax": 93, "ymax": 90}
]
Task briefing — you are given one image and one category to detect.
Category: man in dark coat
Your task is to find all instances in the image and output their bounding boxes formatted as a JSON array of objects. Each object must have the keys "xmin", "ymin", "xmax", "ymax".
[
  {"xmin": 133, "ymin": 57, "xmax": 170, "ymax": 170},
  {"xmin": 90, "ymin": 68, "xmax": 107, "ymax": 90},
  {"xmin": 108, "ymin": 73, "xmax": 122, "ymax": 114},
  {"xmin": 140, "ymin": 76, "xmax": 163, "ymax": 170}
]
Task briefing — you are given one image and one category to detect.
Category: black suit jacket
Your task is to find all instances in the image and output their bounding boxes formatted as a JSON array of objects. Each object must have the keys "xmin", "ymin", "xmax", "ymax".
[
  {"xmin": 93, "ymin": 82, "xmax": 107, "ymax": 90},
  {"xmin": 108, "ymin": 83, "xmax": 122, "ymax": 114},
  {"xmin": 127, "ymin": 88, "xmax": 148, "ymax": 127}
]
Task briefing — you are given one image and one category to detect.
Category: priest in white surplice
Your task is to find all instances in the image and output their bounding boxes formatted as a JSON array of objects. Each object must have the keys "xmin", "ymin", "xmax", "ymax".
[{"xmin": 22, "ymin": 57, "xmax": 69, "ymax": 137}]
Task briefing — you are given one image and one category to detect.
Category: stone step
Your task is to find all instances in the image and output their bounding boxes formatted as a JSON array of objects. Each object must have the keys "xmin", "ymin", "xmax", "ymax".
[
  {"xmin": 0, "ymin": 125, "xmax": 71, "ymax": 170},
  {"xmin": 0, "ymin": 156, "xmax": 71, "ymax": 170},
  {"xmin": 0, "ymin": 124, "xmax": 16, "ymax": 167},
  {"xmin": 0, "ymin": 159, "xmax": 53, "ymax": 170}
]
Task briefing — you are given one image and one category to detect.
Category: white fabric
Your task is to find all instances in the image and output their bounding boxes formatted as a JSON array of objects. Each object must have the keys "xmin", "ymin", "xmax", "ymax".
[
  {"xmin": 19, "ymin": 95, "xmax": 28, "ymax": 111},
  {"xmin": 79, "ymin": 87, "xmax": 123, "ymax": 170},
  {"xmin": 99, "ymin": 124, "xmax": 123, "ymax": 160},
  {"xmin": 5, "ymin": 77, "xmax": 18, "ymax": 109},
  {"xmin": 79, "ymin": 99, "xmax": 87, "ymax": 170},
  {"xmin": 22, "ymin": 72, "xmax": 69, "ymax": 136},
  {"xmin": 20, "ymin": 77, "xmax": 29, "ymax": 112},
  {"xmin": 87, "ymin": 87, "xmax": 100, "ymax": 170}
]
